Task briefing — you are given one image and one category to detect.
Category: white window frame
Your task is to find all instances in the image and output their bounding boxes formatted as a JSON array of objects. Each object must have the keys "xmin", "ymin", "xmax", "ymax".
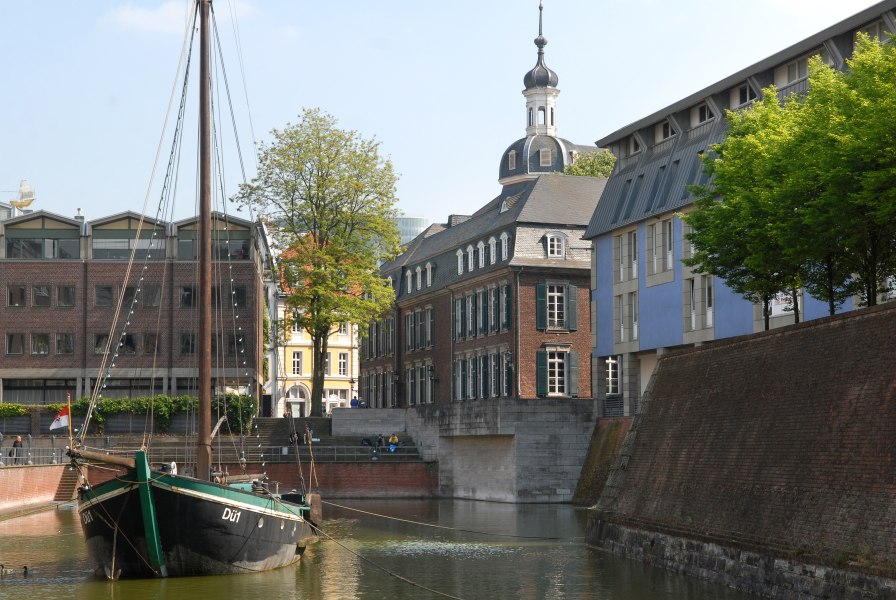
[
  {"xmin": 508, "ymin": 150, "xmax": 516, "ymax": 170},
  {"xmin": 663, "ymin": 218, "xmax": 673, "ymax": 270},
  {"xmin": 338, "ymin": 352, "xmax": 348, "ymax": 376},
  {"xmin": 786, "ymin": 57, "xmax": 808, "ymax": 83},
  {"xmin": 606, "ymin": 356, "xmax": 620, "ymax": 396},
  {"xmin": 547, "ymin": 349, "xmax": 568, "ymax": 396},
  {"xmin": 547, "ymin": 284, "xmax": 566, "ymax": 329},
  {"xmin": 467, "ymin": 245, "xmax": 474, "ymax": 271},
  {"xmin": 415, "ymin": 266, "xmax": 422, "ymax": 290},
  {"xmin": 477, "ymin": 241, "xmax": 486, "ymax": 268},
  {"xmin": 457, "ymin": 250, "xmax": 464, "ymax": 275},
  {"xmin": 546, "ymin": 233, "xmax": 565, "ymax": 258},
  {"xmin": 488, "ymin": 237, "xmax": 497, "ymax": 265},
  {"xmin": 290, "ymin": 350, "xmax": 302, "ymax": 375},
  {"xmin": 425, "ymin": 262, "xmax": 432, "ymax": 287},
  {"xmin": 628, "ymin": 230, "xmax": 638, "ymax": 279},
  {"xmin": 406, "ymin": 270, "xmax": 413, "ymax": 293},
  {"xmin": 500, "ymin": 232, "xmax": 509, "ymax": 261},
  {"xmin": 703, "ymin": 275, "xmax": 714, "ymax": 328},
  {"xmin": 629, "ymin": 291, "xmax": 639, "ymax": 340},
  {"xmin": 689, "ymin": 278, "xmax": 697, "ymax": 331},
  {"xmin": 697, "ymin": 103, "xmax": 714, "ymax": 124}
]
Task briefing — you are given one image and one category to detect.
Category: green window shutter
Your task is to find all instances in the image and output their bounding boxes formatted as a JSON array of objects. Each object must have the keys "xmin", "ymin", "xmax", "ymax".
[
  {"xmin": 536, "ymin": 350, "xmax": 548, "ymax": 397},
  {"xmin": 505, "ymin": 284, "xmax": 513, "ymax": 329},
  {"xmin": 460, "ymin": 299, "xmax": 467, "ymax": 340},
  {"xmin": 491, "ymin": 288, "xmax": 499, "ymax": 332},
  {"xmin": 568, "ymin": 351, "xmax": 579, "ymax": 397},
  {"xmin": 460, "ymin": 360, "xmax": 467, "ymax": 398},
  {"xmin": 470, "ymin": 294, "xmax": 477, "ymax": 338},
  {"xmin": 428, "ymin": 309, "xmax": 435, "ymax": 346},
  {"xmin": 567, "ymin": 284, "xmax": 579, "ymax": 331},
  {"xmin": 451, "ymin": 361, "xmax": 456, "ymax": 400},
  {"xmin": 535, "ymin": 283, "xmax": 547, "ymax": 330},
  {"xmin": 410, "ymin": 368, "xmax": 417, "ymax": 404},
  {"xmin": 480, "ymin": 290, "xmax": 488, "ymax": 334},
  {"xmin": 481, "ymin": 355, "xmax": 489, "ymax": 397},
  {"xmin": 470, "ymin": 358, "xmax": 478, "ymax": 399},
  {"xmin": 452, "ymin": 300, "xmax": 456, "ymax": 340}
]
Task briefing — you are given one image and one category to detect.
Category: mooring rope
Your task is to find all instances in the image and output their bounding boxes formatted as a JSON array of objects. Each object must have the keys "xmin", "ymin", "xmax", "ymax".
[
  {"xmin": 322, "ymin": 500, "xmax": 583, "ymax": 541},
  {"xmin": 307, "ymin": 520, "xmax": 466, "ymax": 600}
]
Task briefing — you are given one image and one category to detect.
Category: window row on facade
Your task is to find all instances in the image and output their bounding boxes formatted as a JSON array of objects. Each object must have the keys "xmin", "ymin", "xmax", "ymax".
[
  {"xmin": 405, "ymin": 307, "xmax": 434, "ymax": 352},
  {"xmin": 5, "ymin": 331, "xmax": 245, "ymax": 357},
  {"xmin": 453, "ymin": 284, "xmax": 512, "ymax": 341},
  {"xmin": 456, "ymin": 232, "xmax": 511, "ymax": 275},
  {"xmin": 290, "ymin": 350, "xmax": 350, "ymax": 377},
  {"xmin": 452, "ymin": 350, "xmax": 513, "ymax": 401},
  {"xmin": 360, "ymin": 370, "xmax": 396, "ymax": 409},
  {"xmin": 4, "ymin": 284, "xmax": 247, "ymax": 309},
  {"xmin": 362, "ymin": 317, "xmax": 394, "ymax": 360},
  {"xmin": 4, "ymin": 235, "xmax": 251, "ymax": 261}
]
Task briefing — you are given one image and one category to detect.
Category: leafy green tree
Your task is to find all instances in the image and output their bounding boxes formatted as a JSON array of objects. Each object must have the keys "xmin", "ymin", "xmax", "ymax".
[
  {"xmin": 563, "ymin": 149, "xmax": 616, "ymax": 178},
  {"xmin": 684, "ymin": 93, "xmax": 803, "ymax": 329},
  {"xmin": 236, "ymin": 108, "xmax": 400, "ymax": 416},
  {"xmin": 792, "ymin": 36, "xmax": 896, "ymax": 305}
]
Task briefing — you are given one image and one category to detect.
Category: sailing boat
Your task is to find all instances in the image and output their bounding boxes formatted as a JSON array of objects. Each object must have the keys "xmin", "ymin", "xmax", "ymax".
[{"xmin": 67, "ymin": 0, "xmax": 320, "ymax": 578}]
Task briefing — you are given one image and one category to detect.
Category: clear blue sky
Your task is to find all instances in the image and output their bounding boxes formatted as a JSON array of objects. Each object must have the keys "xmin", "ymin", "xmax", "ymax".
[{"xmin": 0, "ymin": 0, "xmax": 881, "ymax": 225}]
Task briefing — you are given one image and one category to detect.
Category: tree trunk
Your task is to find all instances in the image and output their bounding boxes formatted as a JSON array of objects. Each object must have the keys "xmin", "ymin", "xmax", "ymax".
[
  {"xmin": 310, "ymin": 331, "xmax": 329, "ymax": 417},
  {"xmin": 763, "ymin": 295, "xmax": 771, "ymax": 331},
  {"xmin": 791, "ymin": 287, "xmax": 800, "ymax": 324},
  {"xmin": 825, "ymin": 256, "xmax": 836, "ymax": 316}
]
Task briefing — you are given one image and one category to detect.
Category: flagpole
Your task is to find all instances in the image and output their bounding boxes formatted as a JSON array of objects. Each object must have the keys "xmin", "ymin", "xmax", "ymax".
[{"xmin": 67, "ymin": 392, "xmax": 73, "ymax": 449}]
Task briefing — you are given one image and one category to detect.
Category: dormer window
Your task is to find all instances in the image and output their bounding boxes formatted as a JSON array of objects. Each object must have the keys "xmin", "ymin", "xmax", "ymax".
[
  {"xmin": 500, "ymin": 232, "xmax": 509, "ymax": 261},
  {"xmin": 629, "ymin": 136, "xmax": 641, "ymax": 156},
  {"xmin": 386, "ymin": 276, "xmax": 393, "ymax": 289},
  {"xmin": 457, "ymin": 250, "xmax": 464, "ymax": 275},
  {"xmin": 406, "ymin": 270, "xmax": 413, "ymax": 293},
  {"xmin": 546, "ymin": 232, "xmax": 566, "ymax": 258},
  {"xmin": 415, "ymin": 266, "xmax": 422, "ymax": 290},
  {"xmin": 488, "ymin": 237, "xmax": 497, "ymax": 265},
  {"xmin": 657, "ymin": 121, "xmax": 674, "ymax": 142},
  {"xmin": 786, "ymin": 57, "xmax": 808, "ymax": 83},
  {"xmin": 425, "ymin": 262, "xmax": 433, "ymax": 287},
  {"xmin": 508, "ymin": 150, "xmax": 516, "ymax": 171},
  {"xmin": 467, "ymin": 245, "xmax": 474, "ymax": 271},
  {"xmin": 477, "ymin": 241, "xmax": 486, "ymax": 268},
  {"xmin": 697, "ymin": 104, "xmax": 714, "ymax": 124},
  {"xmin": 737, "ymin": 83, "xmax": 757, "ymax": 106},
  {"xmin": 539, "ymin": 148, "xmax": 552, "ymax": 167}
]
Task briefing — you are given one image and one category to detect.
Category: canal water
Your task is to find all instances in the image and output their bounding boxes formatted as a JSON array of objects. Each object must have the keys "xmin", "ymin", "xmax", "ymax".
[{"xmin": 0, "ymin": 499, "xmax": 756, "ymax": 600}]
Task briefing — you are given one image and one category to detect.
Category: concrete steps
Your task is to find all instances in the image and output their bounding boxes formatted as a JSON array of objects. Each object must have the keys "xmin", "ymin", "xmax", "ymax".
[{"xmin": 52, "ymin": 467, "xmax": 80, "ymax": 502}]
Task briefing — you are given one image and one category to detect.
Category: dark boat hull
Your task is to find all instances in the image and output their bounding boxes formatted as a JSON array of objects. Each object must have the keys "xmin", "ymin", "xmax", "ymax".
[{"xmin": 78, "ymin": 470, "xmax": 316, "ymax": 578}]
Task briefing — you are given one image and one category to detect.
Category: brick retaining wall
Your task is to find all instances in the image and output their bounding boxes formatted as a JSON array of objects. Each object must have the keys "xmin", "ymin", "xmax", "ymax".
[{"xmin": 588, "ymin": 302, "xmax": 896, "ymax": 597}]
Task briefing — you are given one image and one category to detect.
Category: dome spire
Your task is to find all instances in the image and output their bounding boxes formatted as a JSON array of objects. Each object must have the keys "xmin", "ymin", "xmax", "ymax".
[{"xmin": 524, "ymin": 1, "xmax": 558, "ymax": 90}]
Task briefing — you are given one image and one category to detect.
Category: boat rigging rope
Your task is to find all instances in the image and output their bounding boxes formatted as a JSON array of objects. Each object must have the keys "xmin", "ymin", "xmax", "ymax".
[
  {"xmin": 321, "ymin": 500, "xmax": 583, "ymax": 541},
  {"xmin": 307, "ymin": 521, "xmax": 466, "ymax": 600}
]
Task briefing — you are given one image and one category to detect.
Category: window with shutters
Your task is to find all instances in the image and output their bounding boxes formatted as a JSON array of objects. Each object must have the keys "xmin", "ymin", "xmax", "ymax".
[
  {"xmin": 536, "ymin": 347, "xmax": 579, "ymax": 398},
  {"xmin": 500, "ymin": 284, "xmax": 512, "ymax": 330},
  {"xmin": 535, "ymin": 282, "xmax": 578, "ymax": 332}
]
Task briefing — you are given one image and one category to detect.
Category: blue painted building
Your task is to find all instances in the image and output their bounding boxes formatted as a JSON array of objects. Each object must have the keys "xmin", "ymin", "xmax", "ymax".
[{"xmin": 584, "ymin": 1, "xmax": 896, "ymax": 416}]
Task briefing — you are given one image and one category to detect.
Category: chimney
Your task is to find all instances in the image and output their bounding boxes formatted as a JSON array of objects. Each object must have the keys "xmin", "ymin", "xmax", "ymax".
[{"xmin": 74, "ymin": 208, "xmax": 85, "ymax": 222}]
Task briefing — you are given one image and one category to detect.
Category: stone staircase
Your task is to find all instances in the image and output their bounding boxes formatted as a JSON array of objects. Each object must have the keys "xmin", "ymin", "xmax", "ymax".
[{"xmin": 53, "ymin": 467, "xmax": 81, "ymax": 502}]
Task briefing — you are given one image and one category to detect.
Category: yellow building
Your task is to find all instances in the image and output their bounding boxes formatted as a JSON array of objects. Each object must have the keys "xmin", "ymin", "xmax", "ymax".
[{"xmin": 273, "ymin": 303, "xmax": 359, "ymax": 418}]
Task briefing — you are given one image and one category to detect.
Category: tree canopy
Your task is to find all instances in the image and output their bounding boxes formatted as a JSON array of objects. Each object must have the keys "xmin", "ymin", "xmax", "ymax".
[
  {"xmin": 236, "ymin": 108, "xmax": 400, "ymax": 416},
  {"xmin": 563, "ymin": 149, "xmax": 616, "ymax": 178},
  {"xmin": 684, "ymin": 34, "xmax": 896, "ymax": 327}
]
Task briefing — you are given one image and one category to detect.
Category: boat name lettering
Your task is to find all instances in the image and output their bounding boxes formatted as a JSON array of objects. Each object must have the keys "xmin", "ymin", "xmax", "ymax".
[
  {"xmin": 82, "ymin": 510, "xmax": 94, "ymax": 525},
  {"xmin": 222, "ymin": 508, "xmax": 241, "ymax": 523}
]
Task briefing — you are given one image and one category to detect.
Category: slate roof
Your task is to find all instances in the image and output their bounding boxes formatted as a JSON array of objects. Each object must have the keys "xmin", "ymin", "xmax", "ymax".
[{"xmin": 383, "ymin": 174, "xmax": 605, "ymax": 302}]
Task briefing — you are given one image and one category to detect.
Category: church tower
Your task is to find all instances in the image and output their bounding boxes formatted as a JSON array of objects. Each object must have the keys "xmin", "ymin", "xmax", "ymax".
[{"xmin": 498, "ymin": 2, "xmax": 593, "ymax": 187}]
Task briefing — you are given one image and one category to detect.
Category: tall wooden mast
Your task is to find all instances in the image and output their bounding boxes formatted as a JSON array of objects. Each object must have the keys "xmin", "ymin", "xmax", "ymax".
[{"xmin": 197, "ymin": 0, "xmax": 213, "ymax": 481}]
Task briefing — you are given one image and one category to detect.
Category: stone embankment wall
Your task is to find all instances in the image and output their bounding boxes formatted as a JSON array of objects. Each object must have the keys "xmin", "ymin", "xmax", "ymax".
[
  {"xmin": 336, "ymin": 399, "xmax": 596, "ymax": 503},
  {"xmin": 588, "ymin": 303, "xmax": 896, "ymax": 598},
  {"xmin": 0, "ymin": 465, "xmax": 69, "ymax": 514},
  {"xmin": 571, "ymin": 417, "xmax": 632, "ymax": 506}
]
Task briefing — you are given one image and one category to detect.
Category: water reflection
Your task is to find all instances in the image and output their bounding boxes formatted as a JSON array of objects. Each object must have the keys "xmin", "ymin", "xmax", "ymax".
[{"xmin": 0, "ymin": 500, "xmax": 756, "ymax": 600}]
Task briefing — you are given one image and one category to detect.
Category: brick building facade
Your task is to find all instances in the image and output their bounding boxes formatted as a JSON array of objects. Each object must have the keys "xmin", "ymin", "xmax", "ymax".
[
  {"xmin": 361, "ymin": 4, "xmax": 606, "ymax": 406},
  {"xmin": 0, "ymin": 209, "xmax": 267, "ymax": 404}
]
